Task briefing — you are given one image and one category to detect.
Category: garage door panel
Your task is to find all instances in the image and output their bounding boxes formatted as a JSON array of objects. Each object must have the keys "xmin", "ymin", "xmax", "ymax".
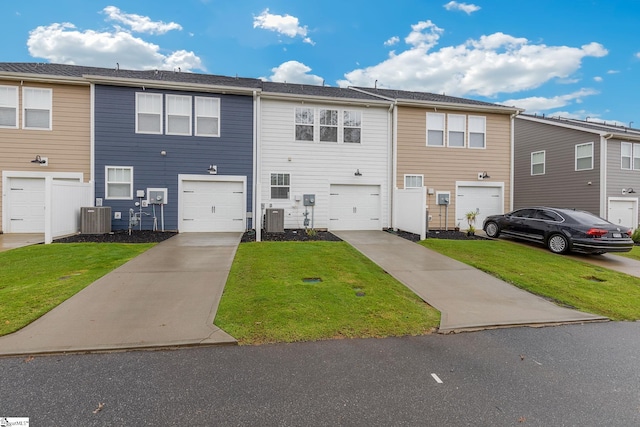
[
  {"xmin": 456, "ymin": 186, "xmax": 503, "ymax": 228},
  {"xmin": 181, "ymin": 180, "xmax": 245, "ymax": 232},
  {"xmin": 329, "ymin": 184, "xmax": 381, "ymax": 231},
  {"xmin": 608, "ymin": 199, "xmax": 636, "ymax": 229},
  {"xmin": 7, "ymin": 178, "xmax": 45, "ymax": 233}
]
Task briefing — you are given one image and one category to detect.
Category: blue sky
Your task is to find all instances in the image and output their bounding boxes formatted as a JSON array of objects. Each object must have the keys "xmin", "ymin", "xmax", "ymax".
[{"xmin": 3, "ymin": 0, "xmax": 640, "ymax": 125}]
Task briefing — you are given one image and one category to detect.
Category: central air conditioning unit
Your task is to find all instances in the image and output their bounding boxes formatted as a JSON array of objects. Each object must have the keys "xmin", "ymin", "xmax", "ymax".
[
  {"xmin": 264, "ymin": 208, "xmax": 285, "ymax": 233},
  {"xmin": 81, "ymin": 206, "xmax": 112, "ymax": 234}
]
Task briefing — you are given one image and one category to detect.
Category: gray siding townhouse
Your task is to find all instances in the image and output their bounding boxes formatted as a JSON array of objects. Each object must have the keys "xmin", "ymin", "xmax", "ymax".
[{"xmin": 514, "ymin": 115, "xmax": 640, "ymax": 229}]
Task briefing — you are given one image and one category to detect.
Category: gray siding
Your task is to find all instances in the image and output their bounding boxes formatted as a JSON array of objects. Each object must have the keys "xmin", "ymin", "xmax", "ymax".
[
  {"xmin": 514, "ymin": 119, "xmax": 600, "ymax": 213},
  {"xmin": 606, "ymin": 139, "xmax": 640, "ymax": 197},
  {"xmin": 94, "ymin": 85, "xmax": 254, "ymax": 230}
]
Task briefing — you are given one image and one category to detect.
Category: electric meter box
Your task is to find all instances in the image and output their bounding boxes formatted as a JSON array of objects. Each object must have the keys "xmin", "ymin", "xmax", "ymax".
[
  {"xmin": 148, "ymin": 188, "xmax": 168, "ymax": 205},
  {"xmin": 437, "ymin": 193, "xmax": 450, "ymax": 205},
  {"xmin": 303, "ymin": 194, "xmax": 316, "ymax": 206}
]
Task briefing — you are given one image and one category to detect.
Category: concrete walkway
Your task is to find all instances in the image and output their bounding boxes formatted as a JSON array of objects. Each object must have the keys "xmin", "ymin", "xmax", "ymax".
[
  {"xmin": 0, "ymin": 233, "xmax": 240, "ymax": 356},
  {"xmin": 333, "ymin": 231, "xmax": 607, "ymax": 333},
  {"xmin": 0, "ymin": 233, "xmax": 44, "ymax": 252}
]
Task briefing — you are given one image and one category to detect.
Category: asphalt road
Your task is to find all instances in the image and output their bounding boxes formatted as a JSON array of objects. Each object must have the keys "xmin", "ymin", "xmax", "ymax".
[{"xmin": 1, "ymin": 322, "xmax": 639, "ymax": 426}]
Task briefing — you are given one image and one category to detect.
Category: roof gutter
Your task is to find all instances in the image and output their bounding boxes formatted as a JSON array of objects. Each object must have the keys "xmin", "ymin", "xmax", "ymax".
[
  {"xmin": 0, "ymin": 71, "xmax": 89, "ymax": 85},
  {"xmin": 260, "ymin": 91, "xmax": 391, "ymax": 107}
]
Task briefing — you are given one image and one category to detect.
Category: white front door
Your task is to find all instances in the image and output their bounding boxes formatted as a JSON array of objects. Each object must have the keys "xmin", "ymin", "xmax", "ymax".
[
  {"xmin": 6, "ymin": 177, "xmax": 45, "ymax": 233},
  {"xmin": 180, "ymin": 179, "xmax": 245, "ymax": 232},
  {"xmin": 456, "ymin": 185, "xmax": 503, "ymax": 229},
  {"xmin": 608, "ymin": 198, "xmax": 637, "ymax": 229},
  {"xmin": 329, "ymin": 184, "xmax": 381, "ymax": 230}
]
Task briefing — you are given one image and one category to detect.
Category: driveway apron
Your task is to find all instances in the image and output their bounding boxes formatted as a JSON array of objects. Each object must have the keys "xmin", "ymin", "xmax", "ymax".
[
  {"xmin": 333, "ymin": 231, "xmax": 606, "ymax": 333},
  {"xmin": 0, "ymin": 233, "xmax": 240, "ymax": 356}
]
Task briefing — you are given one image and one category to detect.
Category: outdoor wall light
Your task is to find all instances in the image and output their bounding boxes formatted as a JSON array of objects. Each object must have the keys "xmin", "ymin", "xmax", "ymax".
[
  {"xmin": 354, "ymin": 169, "xmax": 362, "ymax": 176},
  {"xmin": 30, "ymin": 155, "xmax": 46, "ymax": 164}
]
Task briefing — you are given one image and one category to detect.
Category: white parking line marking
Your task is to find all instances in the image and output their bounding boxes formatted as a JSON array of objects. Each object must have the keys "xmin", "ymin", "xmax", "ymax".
[{"xmin": 431, "ymin": 373, "xmax": 443, "ymax": 384}]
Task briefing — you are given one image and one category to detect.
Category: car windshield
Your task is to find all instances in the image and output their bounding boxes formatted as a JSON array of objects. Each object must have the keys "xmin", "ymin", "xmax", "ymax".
[{"xmin": 566, "ymin": 210, "xmax": 609, "ymax": 225}]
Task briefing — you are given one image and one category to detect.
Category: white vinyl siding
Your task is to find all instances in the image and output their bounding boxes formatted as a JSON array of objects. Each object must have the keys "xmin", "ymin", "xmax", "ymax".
[
  {"xmin": 447, "ymin": 114, "xmax": 466, "ymax": 147},
  {"xmin": 270, "ymin": 173, "xmax": 290, "ymax": 199},
  {"xmin": 343, "ymin": 110, "xmax": 362, "ymax": 143},
  {"xmin": 23, "ymin": 87, "xmax": 52, "ymax": 130},
  {"xmin": 195, "ymin": 97, "xmax": 220, "ymax": 137},
  {"xmin": 166, "ymin": 94, "xmax": 192, "ymax": 135},
  {"xmin": 531, "ymin": 151, "xmax": 545, "ymax": 175},
  {"xmin": 426, "ymin": 112, "xmax": 445, "ymax": 146},
  {"xmin": 575, "ymin": 142, "xmax": 594, "ymax": 171},
  {"xmin": 621, "ymin": 142, "xmax": 632, "ymax": 170},
  {"xmin": 404, "ymin": 174, "xmax": 424, "ymax": 188},
  {"xmin": 105, "ymin": 166, "xmax": 133, "ymax": 200},
  {"xmin": 468, "ymin": 116, "xmax": 486, "ymax": 148},
  {"xmin": 0, "ymin": 85, "xmax": 18, "ymax": 128},
  {"xmin": 136, "ymin": 93, "xmax": 162, "ymax": 134}
]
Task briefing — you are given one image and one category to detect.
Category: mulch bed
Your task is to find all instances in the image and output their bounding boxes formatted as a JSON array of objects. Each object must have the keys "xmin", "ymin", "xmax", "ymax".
[{"xmin": 53, "ymin": 228, "xmax": 485, "ymax": 244}]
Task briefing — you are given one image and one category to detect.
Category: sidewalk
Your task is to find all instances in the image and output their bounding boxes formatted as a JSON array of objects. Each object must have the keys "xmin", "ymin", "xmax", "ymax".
[
  {"xmin": 333, "ymin": 231, "xmax": 607, "ymax": 333},
  {"xmin": 0, "ymin": 233, "xmax": 240, "ymax": 357}
]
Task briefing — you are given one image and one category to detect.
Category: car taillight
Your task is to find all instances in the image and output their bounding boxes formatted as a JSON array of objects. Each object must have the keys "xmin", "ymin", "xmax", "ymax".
[
  {"xmin": 586, "ymin": 228, "xmax": 608, "ymax": 237},
  {"xmin": 627, "ymin": 229, "xmax": 633, "ymax": 237}
]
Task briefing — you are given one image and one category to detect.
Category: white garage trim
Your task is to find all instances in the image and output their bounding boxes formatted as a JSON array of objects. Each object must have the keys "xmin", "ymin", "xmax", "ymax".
[
  {"xmin": 455, "ymin": 181, "xmax": 504, "ymax": 229},
  {"xmin": 178, "ymin": 174, "xmax": 247, "ymax": 232},
  {"xmin": 607, "ymin": 197, "xmax": 638, "ymax": 230},
  {"xmin": 2, "ymin": 171, "xmax": 86, "ymax": 243},
  {"xmin": 328, "ymin": 183, "xmax": 382, "ymax": 231}
]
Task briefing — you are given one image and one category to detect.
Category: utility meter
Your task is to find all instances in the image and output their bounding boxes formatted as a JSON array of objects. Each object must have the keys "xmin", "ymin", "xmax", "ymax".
[
  {"xmin": 303, "ymin": 194, "xmax": 316, "ymax": 206},
  {"xmin": 437, "ymin": 193, "xmax": 450, "ymax": 205}
]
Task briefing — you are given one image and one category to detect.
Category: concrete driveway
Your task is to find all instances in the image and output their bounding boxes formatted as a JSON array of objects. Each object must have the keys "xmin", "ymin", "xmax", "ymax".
[
  {"xmin": 333, "ymin": 231, "xmax": 607, "ymax": 333},
  {"xmin": 0, "ymin": 233, "xmax": 240, "ymax": 356},
  {"xmin": 0, "ymin": 233, "xmax": 44, "ymax": 252}
]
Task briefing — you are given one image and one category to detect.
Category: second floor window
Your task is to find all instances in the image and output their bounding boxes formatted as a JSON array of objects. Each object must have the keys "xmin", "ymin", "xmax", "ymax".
[
  {"xmin": 166, "ymin": 95, "xmax": 192, "ymax": 135},
  {"xmin": 136, "ymin": 93, "xmax": 162, "ymax": 134},
  {"xmin": 23, "ymin": 87, "xmax": 52, "ymax": 130},
  {"xmin": 0, "ymin": 85, "xmax": 18, "ymax": 128},
  {"xmin": 531, "ymin": 151, "xmax": 545, "ymax": 175},
  {"xmin": 575, "ymin": 142, "xmax": 594, "ymax": 171}
]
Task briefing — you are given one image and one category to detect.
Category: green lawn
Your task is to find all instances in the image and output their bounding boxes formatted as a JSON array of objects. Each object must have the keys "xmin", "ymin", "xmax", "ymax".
[
  {"xmin": 420, "ymin": 239, "xmax": 640, "ymax": 321},
  {"xmin": 215, "ymin": 241, "xmax": 440, "ymax": 344},
  {"xmin": 614, "ymin": 245, "xmax": 640, "ymax": 261},
  {"xmin": 0, "ymin": 243, "xmax": 154, "ymax": 336}
]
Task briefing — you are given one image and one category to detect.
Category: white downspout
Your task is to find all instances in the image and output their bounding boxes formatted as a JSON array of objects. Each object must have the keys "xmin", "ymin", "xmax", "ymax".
[
  {"xmin": 390, "ymin": 102, "xmax": 397, "ymax": 230},
  {"xmin": 509, "ymin": 112, "xmax": 517, "ymax": 212},
  {"xmin": 600, "ymin": 135, "xmax": 608, "ymax": 218},
  {"xmin": 90, "ymin": 83, "xmax": 95, "ymax": 206},
  {"xmin": 253, "ymin": 90, "xmax": 262, "ymax": 242}
]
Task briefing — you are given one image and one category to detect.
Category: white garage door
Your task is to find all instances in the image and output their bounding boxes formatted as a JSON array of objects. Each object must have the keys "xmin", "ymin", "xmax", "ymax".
[
  {"xmin": 329, "ymin": 184, "xmax": 381, "ymax": 231},
  {"xmin": 6, "ymin": 177, "xmax": 45, "ymax": 233},
  {"xmin": 180, "ymin": 179, "xmax": 245, "ymax": 232},
  {"xmin": 456, "ymin": 185, "xmax": 503, "ymax": 228},
  {"xmin": 608, "ymin": 199, "xmax": 637, "ymax": 229}
]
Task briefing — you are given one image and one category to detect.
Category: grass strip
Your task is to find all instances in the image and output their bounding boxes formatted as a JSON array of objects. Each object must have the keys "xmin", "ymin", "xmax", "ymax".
[{"xmin": 215, "ymin": 241, "xmax": 440, "ymax": 344}]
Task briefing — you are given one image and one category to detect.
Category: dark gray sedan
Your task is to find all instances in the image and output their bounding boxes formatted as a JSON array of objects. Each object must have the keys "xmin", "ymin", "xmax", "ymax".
[{"xmin": 483, "ymin": 207, "xmax": 634, "ymax": 254}]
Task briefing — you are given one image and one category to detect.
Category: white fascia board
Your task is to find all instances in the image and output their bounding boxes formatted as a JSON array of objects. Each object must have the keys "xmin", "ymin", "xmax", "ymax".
[
  {"xmin": 82, "ymin": 75, "xmax": 260, "ymax": 95},
  {"xmin": 0, "ymin": 72, "xmax": 89, "ymax": 85},
  {"xmin": 260, "ymin": 91, "xmax": 392, "ymax": 107}
]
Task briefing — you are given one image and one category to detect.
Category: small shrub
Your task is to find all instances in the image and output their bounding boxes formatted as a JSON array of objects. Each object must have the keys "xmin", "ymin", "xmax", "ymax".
[{"xmin": 631, "ymin": 228, "xmax": 640, "ymax": 244}]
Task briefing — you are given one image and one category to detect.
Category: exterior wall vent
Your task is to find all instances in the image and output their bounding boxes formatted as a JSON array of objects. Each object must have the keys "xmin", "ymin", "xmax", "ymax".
[
  {"xmin": 264, "ymin": 208, "xmax": 285, "ymax": 233},
  {"xmin": 81, "ymin": 207, "xmax": 112, "ymax": 234}
]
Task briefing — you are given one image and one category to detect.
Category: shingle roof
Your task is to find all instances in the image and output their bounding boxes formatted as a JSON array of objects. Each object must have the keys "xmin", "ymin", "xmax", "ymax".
[
  {"xmin": 261, "ymin": 81, "xmax": 387, "ymax": 101},
  {"xmin": 0, "ymin": 63, "xmax": 263, "ymax": 89},
  {"xmin": 518, "ymin": 113, "xmax": 640, "ymax": 136}
]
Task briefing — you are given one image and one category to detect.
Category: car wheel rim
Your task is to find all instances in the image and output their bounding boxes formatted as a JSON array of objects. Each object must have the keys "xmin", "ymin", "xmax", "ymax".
[
  {"xmin": 549, "ymin": 235, "xmax": 566, "ymax": 253},
  {"xmin": 486, "ymin": 223, "xmax": 497, "ymax": 237}
]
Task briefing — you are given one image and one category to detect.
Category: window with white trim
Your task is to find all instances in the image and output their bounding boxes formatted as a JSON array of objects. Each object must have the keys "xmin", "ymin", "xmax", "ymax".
[
  {"xmin": 270, "ymin": 173, "xmax": 290, "ymax": 199},
  {"xmin": 426, "ymin": 112, "xmax": 445, "ymax": 146},
  {"xmin": 319, "ymin": 109, "xmax": 338, "ymax": 142},
  {"xmin": 105, "ymin": 166, "xmax": 133, "ymax": 199},
  {"xmin": 447, "ymin": 114, "xmax": 466, "ymax": 147},
  {"xmin": 295, "ymin": 107, "xmax": 314, "ymax": 141},
  {"xmin": 23, "ymin": 87, "xmax": 52, "ymax": 130},
  {"xmin": 575, "ymin": 142, "xmax": 593, "ymax": 171},
  {"xmin": 468, "ymin": 116, "xmax": 486, "ymax": 148},
  {"xmin": 0, "ymin": 85, "xmax": 18, "ymax": 128},
  {"xmin": 343, "ymin": 110, "xmax": 362, "ymax": 143},
  {"xmin": 404, "ymin": 174, "xmax": 424, "ymax": 188},
  {"xmin": 166, "ymin": 94, "xmax": 192, "ymax": 135},
  {"xmin": 633, "ymin": 143, "xmax": 640, "ymax": 170},
  {"xmin": 195, "ymin": 96, "xmax": 220, "ymax": 137},
  {"xmin": 531, "ymin": 151, "xmax": 545, "ymax": 175},
  {"xmin": 621, "ymin": 142, "xmax": 632, "ymax": 170},
  {"xmin": 136, "ymin": 93, "xmax": 162, "ymax": 134}
]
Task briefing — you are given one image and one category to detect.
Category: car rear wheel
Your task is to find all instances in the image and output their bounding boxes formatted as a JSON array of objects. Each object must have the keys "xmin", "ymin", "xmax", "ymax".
[
  {"xmin": 484, "ymin": 221, "xmax": 500, "ymax": 238},
  {"xmin": 547, "ymin": 233, "xmax": 569, "ymax": 254}
]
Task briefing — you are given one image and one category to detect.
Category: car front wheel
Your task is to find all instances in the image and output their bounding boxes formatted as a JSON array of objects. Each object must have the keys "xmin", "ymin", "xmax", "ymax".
[
  {"xmin": 484, "ymin": 221, "xmax": 500, "ymax": 238},
  {"xmin": 547, "ymin": 233, "xmax": 569, "ymax": 254}
]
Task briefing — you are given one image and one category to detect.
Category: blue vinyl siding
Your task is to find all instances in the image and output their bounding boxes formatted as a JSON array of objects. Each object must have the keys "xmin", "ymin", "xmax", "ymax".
[{"xmin": 94, "ymin": 85, "xmax": 254, "ymax": 230}]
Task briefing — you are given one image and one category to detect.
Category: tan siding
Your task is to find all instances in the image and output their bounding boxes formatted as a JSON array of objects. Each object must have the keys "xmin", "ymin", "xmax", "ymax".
[
  {"xmin": 396, "ymin": 106, "xmax": 512, "ymax": 228},
  {"xmin": 0, "ymin": 80, "xmax": 91, "ymax": 232}
]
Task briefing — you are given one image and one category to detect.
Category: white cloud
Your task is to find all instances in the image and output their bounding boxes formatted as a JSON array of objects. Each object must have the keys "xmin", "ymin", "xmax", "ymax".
[
  {"xmin": 384, "ymin": 36, "xmax": 400, "ymax": 47},
  {"xmin": 594, "ymin": 76, "xmax": 603, "ymax": 82},
  {"xmin": 443, "ymin": 1, "xmax": 481, "ymax": 14},
  {"xmin": 265, "ymin": 60, "xmax": 324, "ymax": 85},
  {"xmin": 607, "ymin": 69, "xmax": 619, "ymax": 74},
  {"xmin": 27, "ymin": 22, "xmax": 203, "ymax": 71},
  {"xmin": 102, "ymin": 6, "xmax": 182, "ymax": 35},
  {"xmin": 338, "ymin": 21, "xmax": 608, "ymax": 98},
  {"xmin": 253, "ymin": 9, "xmax": 314, "ymax": 45},
  {"xmin": 501, "ymin": 88, "xmax": 599, "ymax": 112}
]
